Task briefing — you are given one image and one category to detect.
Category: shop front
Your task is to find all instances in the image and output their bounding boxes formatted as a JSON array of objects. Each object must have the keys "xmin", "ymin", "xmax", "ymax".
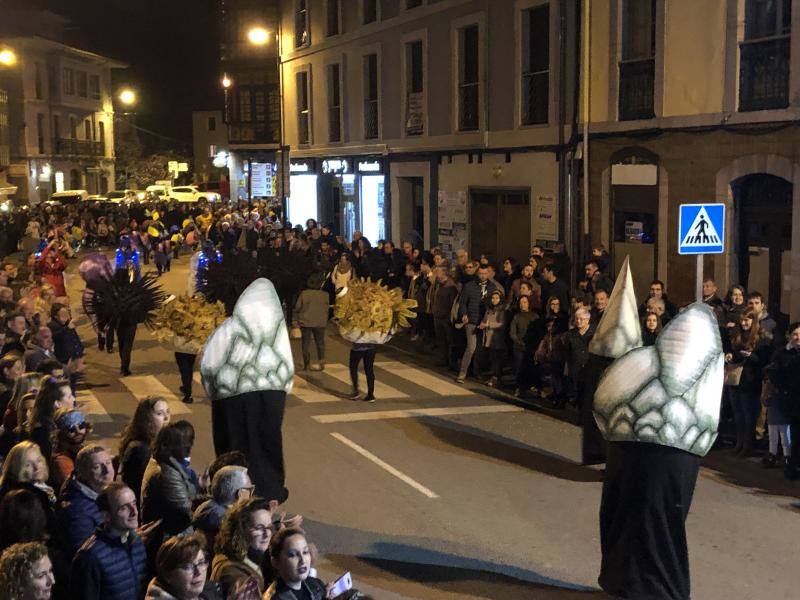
[{"xmin": 288, "ymin": 158, "xmax": 318, "ymax": 228}]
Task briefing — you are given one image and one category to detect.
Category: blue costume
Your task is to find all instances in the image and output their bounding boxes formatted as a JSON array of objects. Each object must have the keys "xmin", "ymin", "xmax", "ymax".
[
  {"xmin": 115, "ymin": 237, "xmax": 141, "ymax": 281},
  {"xmin": 196, "ymin": 241, "xmax": 221, "ymax": 294}
]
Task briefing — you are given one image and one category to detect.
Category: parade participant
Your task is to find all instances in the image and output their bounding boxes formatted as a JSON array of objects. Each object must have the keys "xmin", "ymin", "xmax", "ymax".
[
  {"xmin": 115, "ymin": 235, "xmax": 141, "ymax": 282},
  {"xmin": 37, "ymin": 240, "xmax": 67, "ymax": 297},
  {"xmin": 201, "ymin": 279, "xmax": 295, "ymax": 503},
  {"xmin": 188, "ymin": 240, "xmax": 222, "ymax": 297},
  {"xmin": 79, "ymin": 254, "xmax": 114, "ymax": 352},
  {"xmin": 592, "ymin": 270, "xmax": 724, "ymax": 599}
]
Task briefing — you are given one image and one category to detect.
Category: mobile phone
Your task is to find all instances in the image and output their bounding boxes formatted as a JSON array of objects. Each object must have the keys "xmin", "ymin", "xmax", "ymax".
[{"xmin": 328, "ymin": 571, "xmax": 352, "ymax": 598}]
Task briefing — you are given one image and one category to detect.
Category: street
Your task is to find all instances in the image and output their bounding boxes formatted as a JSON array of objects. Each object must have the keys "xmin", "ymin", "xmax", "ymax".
[{"xmin": 66, "ymin": 254, "xmax": 799, "ymax": 600}]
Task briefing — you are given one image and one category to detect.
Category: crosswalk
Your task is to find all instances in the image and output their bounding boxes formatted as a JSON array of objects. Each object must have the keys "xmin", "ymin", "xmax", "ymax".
[{"xmin": 119, "ymin": 375, "xmax": 192, "ymax": 415}]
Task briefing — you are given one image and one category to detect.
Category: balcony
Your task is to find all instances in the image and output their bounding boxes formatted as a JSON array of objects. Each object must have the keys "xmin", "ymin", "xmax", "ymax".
[
  {"xmin": 56, "ymin": 138, "xmax": 105, "ymax": 156},
  {"xmin": 619, "ymin": 58, "xmax": 655, "ymax": 121},
  {"xmin": 739, "ymin": 37, "xmax": 790, "ymax": 112}
]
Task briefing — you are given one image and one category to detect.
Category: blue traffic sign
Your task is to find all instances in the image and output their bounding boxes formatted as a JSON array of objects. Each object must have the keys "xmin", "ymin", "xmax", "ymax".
[{"xmin": 678, "ymin": 203, "xmax": 725, "ymax": 255}]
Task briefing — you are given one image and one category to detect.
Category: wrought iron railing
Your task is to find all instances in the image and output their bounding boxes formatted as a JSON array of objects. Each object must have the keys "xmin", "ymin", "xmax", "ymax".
[
  {"xmin": 55, "ymin": 138, "xmax": 104, "ymax": 156},
  {"xmin": 618, "ymin": 58, "xmax": 655, "ymax": 121},
  {"xmin": 739, "ymin": 37, "xmax": 790, "ymax": 112}
]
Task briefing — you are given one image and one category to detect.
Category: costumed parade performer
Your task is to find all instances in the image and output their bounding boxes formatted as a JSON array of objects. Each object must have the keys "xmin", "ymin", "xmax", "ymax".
[
  {"xmin": 591, "ymin": 258, "xmax": 724, "ymax": 600},
  {"xmin": 115, "ymin": 234, "xmax": 141, "ymax": 281},
  {"xmin": 188, "ymin": 240, "xmax": 222, "ymax": 298},
  {"xmin": 148, "ymin": 213, "xmax": 171, "ymax": 275},
  {"xmin": 200, "ymin": 278, "xmax": 294, "ymax": 503},
  {"xmin": 153, "ymin": 295, "xmax": 226, "ymax": 404},
  {"xmin": 333, "ymin": 278, "xmax": 417, "ymax": 401},
  {"xmin": 86, "ymin": 270, "xmax": 166, "ymax": 376},
  {"xmin": 79, "ymin": 253, "xmax": 114, "ymax": 351}
]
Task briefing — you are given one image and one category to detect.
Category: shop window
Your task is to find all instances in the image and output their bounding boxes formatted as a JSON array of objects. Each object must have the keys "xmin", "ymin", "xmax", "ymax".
[
  {"xmin": 739, "ymin": 0, "xmax": 791, "ymax": 111},
  {"xmin": 521, "ymin": 4, "xmax": 549, "ymax": 125},
  {"xmin": 619, "ymin": 0, "xmax": 656, "ymax": 121},
  {"xmin": 77, "ymin": 71, "xmax": 88, "ymax": 98},
  {"xmin": 458, "ymin": 24, "xmax": 480, "ymax": 131},
  {"xmin": 363, "ymin": 54, "xmax": 379, "ymax": 139}
]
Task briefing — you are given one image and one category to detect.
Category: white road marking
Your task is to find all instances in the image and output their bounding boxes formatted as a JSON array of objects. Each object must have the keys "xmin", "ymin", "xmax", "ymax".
[
  {"xmin": 120, "ymin": 375, "xmax": 191, "ymax": 414},
  {"xmin": 76, "ymin": 390, "xmax": 113, "ymax": 422},
  {"xmin": 325, "ymin": 363, "xmax": 409, "ymax": 399},
  {"xmin": 313, "ymin": 404, "xmax": 523, "ymax": 424},
  {"xmin": 330, "ymin": 432, "xmax": 438, "ymax": 499},
  {"xmin": 376, "ymin": 360, "xmax": 474, "ymax": 396},
  {"xmin": 291, "ymin": 374, "xmax": 339, "ymax": 403}
]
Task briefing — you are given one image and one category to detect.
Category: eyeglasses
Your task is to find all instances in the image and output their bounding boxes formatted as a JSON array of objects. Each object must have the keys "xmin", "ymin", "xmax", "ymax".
[
  {"xmin": 68, "ymin": 422, "xmax": 89, "ymax": 433},
  {"xmin": 237, "ymin": 485, "xmax": 256, "ymax": 496},
  {"xmin": 178, "ymin": 558, "xmax": 209, "ymax": 573},
  {"xmin": 247, "ymin": 523, "xmax": 273, "ymax": 535}
]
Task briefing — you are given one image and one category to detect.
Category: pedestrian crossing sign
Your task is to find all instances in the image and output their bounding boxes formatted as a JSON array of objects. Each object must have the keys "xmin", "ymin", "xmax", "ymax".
[{"xmin": 678, "ymin": 203, "xmax": 725, "ymax": 255}]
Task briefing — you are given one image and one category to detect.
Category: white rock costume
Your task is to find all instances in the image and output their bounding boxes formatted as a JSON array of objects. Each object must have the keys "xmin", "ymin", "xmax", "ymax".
[
  {"xmin": 591, "ymin": 260, "xmax": 723, "ymax": 600},
  {"xmin": 201, "ymin": 278, "xmax": 294, "ymax": 503}
]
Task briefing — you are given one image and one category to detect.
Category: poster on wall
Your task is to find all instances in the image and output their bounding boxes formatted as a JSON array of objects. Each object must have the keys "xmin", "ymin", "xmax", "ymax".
[
  {"xmin": 437, "ymin": 191, "xmax": 468, "ymax": 259},
  {"xmin": 534, "ymin": 196, "xmax": 558, "ymax": 241},
  {"xmin": 251, "ymin": 162, "xmax": 273, "ymax": 197}
]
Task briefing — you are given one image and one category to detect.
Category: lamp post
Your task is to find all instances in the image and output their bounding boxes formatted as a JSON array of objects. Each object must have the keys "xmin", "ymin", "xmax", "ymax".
[{"xmin": 0, "ymin": 48, "xmax": 17, "ymax": 67}]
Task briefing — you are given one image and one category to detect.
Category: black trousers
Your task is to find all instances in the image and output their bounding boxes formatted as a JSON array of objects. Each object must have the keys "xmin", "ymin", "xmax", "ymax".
[
  {"xmin": 580, "ymin": 354, "xmax": 612, "ymax": 465},
  {"xmin": 211, "ymin": 391, "xmax": 288, "ymax": 503},
  {"xmin": 116, "ymin": 321, "xmax": 136, "ymax": 372},
  {"xmin": 349, "ymin": 348, "xmax": 376, "ymax": 396},
  {"xmin": 175, "ymin": 352, "xmax": 196, "ymax": 397},
  {"xmin": 599, "ymin": 442, "xmax": 700, "ymax": 600}
]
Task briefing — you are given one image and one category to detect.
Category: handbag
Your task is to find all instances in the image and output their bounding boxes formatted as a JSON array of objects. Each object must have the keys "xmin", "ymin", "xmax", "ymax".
[{"xmin": 724, "ymin": 364, "xmax": 743, "ymax": 386}]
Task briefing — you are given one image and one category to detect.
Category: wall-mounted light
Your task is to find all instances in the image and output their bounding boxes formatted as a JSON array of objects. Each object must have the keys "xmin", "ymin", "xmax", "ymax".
[{"xmin": 247, "ymin": 27, "xmax": 271, "ymax": 45}]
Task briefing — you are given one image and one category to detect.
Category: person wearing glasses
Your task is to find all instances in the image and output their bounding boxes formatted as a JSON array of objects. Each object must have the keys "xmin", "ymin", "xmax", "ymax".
[
  {"xmin": 192, "ymin": 466, "xmax": 254, "ymax": 551},
  {"xmin": 144, "ymin": 533, "xmax": 225, "ymax": 600},
  {"xmin": 49, "ymin": 409, "xmax": 92, "ymax": 491}
]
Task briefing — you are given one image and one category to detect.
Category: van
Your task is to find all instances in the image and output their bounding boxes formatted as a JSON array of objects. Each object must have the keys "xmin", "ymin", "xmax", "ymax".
[{"xmin": 48, "ymin": 190, "xmax": 89, "ymax": 205}]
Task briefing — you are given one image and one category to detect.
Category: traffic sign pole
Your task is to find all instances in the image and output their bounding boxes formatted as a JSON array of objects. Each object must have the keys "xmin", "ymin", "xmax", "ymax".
[
  {"xmin": 679, "ymin": 203, "xmax": 725, "ymax": 304},
  {"xmin": 696, "ymin": 255, "xmax": 703, "ymax": 302}
]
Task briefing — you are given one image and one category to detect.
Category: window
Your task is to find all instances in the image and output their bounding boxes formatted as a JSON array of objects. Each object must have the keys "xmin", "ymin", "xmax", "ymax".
[
  {"xmin": 89, "ymin": 74, "xmax": 100, "ymax": 100},
  {"xmin": 69, "ymin": 116, "xmax": 77, "ymax": 138},
  {"xmin": 77, "ymin": 71, "xmax": 88, "ymax": 98},
  {"xmin": 63, "ymin": 68, "xmax": 75, "ymax": 95},
  {"xmin": 0, "ymin": 92, "xmax": 7, "ymax": 167},
  {"xmin": 209, "ymin": 144, "xmax": 217, "ymax": 158},
  {"xmin": 53, "ymin": 114, "xmax": 60, "ymax": 141},
  {"xmin": 37, "ymin": 114, "xmax": 45, "ymax": 154},
  {"xmin": 407, "ymin": 0, "xmax": 423, "ymax": 8},
  {"xmin": 618, "ymin": 0, "xmax": 656, "ymax": 120},
  {"xmin": 739, "ymin": 0, "xmax": 791, "ymax": 111},
  {"xmin": 208, "ymin": 116, "xmax": 216, "ymax": 131},
  {"xmin": 328, "ymin": 64, "xmax": 342, "ymax": 142},
  {"xmin": 48, "ymin": 65, "xmax": 57, "ymax": 97},
  {"xmin": 295, "ymin": 0, "xmax": 309, "ymax": 47},
  {"xmin": 363, "ymin": 54, "xmax": 379, "ymax": 139},
  {"xmin": 458, "ymin": 25, "xmax": 480, "ymax": 131},
  {"xmin": 363, "ymin": 0, "xmax": 377, "ymax": 23},
  {"xmin": 98, "ymin": 121, "xmax": 105, "ymax": 147},
  {"xmin": 238, "ymin": 89, "xmax": 252, "ymax": 122},
  {"xmin": 327, "ymin": 0, "xmax": 340, "ymax": 36},
  {"xmin": 521, "ymin": 5, "xmax": 549, "ymax": 125},
  {"xmin": 296, "ymin": 71, "xmax": 311, "ymax": 144},
  {"xmin": 34, "ymin": 62, "xmax": 43, "ymax": 99},
  {"xmin": 405, "ymin": 41, "xmax": 424, "ymax": 135},
  {"xmin": 84, "ymin": 120, "xmax": 92, "ymax": 140}
]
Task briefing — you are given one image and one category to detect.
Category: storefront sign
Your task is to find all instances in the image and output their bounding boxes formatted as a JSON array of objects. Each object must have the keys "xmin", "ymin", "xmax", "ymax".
[
  {"xmin": 534, "ymin": 196, "xmax": 558, "ymax": 241},
  {"xmin": 321, "ymin": 158, "xmax": 351, "ymax": 175},
  {"xmin": 290, "ymin": 159, "xmax": 314, "ymax": 174},
  {"xmin": 251, "ymin": 162, "xmax": 273, "ymax": 197},
  {"xmin": 357, "ymin": 159, "xmax": 383, "ymax": 174}
]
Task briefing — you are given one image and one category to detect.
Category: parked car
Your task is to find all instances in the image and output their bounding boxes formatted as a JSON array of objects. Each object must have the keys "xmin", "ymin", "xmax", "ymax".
[
  {"xmin": 145, "ymin": 184, "xmax": 170, "ymax": 201},
  {"xmin": 105, "ymin": 191, "xmax": 129, "ymax": 204},
  {"xmin": 169, "ymin": 185, "xmax": 221, "ymax": 203}
]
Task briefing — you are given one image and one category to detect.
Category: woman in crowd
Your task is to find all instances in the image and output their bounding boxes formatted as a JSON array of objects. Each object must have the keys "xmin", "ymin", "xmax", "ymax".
[
  {"xmin": 264, "ymin": 528, "xmax": 328, "ymax": 600},
  {"xmin": 49, "ymin": 409, "xmax": 91, "ymax": 491},
  {"xmin": 500, "ymin": 257, "xmax": 520, "ymax": 299},
  {"xmin": 330, "ymin": 252, "xmax": 353, "ymax": 292},
  {"xmin": 0, "ymin": 352, "xmax": 24, "ymax": 416},
  {"xmin": 642, "ymin": 312, "xmax": 662, "ymax": 346},
  {"xmin": 28, "ymin": 378, "xmax": 75, "ymax": 463},
  {"xmin": 479, "ymin": 290, "xmax": 507, "ymax": 388},
  {"xmin": 725, "ymin": 309, "xmax": 773, "ymax": 457},
  {"xmin": 766, "ymin": 321, "xmax": 800, "ymax": 480},
  {"xmin": 0, "ymin": 372, "xmax": 40, "ymax": 456},
  {"xmin": 141, "ymin": 420, "xmax": 198, "ymax": 538},
  {"xmin": 509, "ymin": 295, "xmax": 538, "ymax": 397},
  {"xmin": 723, "ymin": 284, "xmax": 747, "ymax": 332},
  {"xmin": 37, "ymin": 239, "xmax": 67, "ymax": 297},
  {"xmin": 145, "ymin": 533, "xmax": 224, "ymax": 600},
  {"xmin": 0, "ymin": 442, "xmax": 57, "ymax": 538},
  {"xmin": 211, "ymin": 497, "xmax": 274, "ymax": 596},
  {"xmin": 544, "ymin": 296, "xmax": 569, "ymax": 334},
  {"xmin": 0, "ymin": 541, "xmax": 55, "ymax": 600},
  {"xmin": 119, "ymin": 395, "xmax": 171, "ymax": 501}
]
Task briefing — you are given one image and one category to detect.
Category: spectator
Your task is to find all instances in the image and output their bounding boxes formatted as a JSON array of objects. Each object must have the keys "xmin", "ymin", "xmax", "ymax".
[
  {"xmin": 539, "ymin": 263, "xmax": 570, "ymax": 313},
  {"xmin": 456, "ymin": 264, "xmax": 497, "ymax": 384},
  {"xmin": 141, "ymin": 420, "xmax": 198, "ymax": 538},
  {"xmin": 479, "ymin": 290, "xmax": 507, "ymax": 387},
  {"xmin": 508, "ymin": 263, "xmax": 541, "ymax": 311},
  {"xmin": 17, "ymin": 298, "xmax": 41, "ymax": 332},
  {"xmin": 642, "ymin": 313, "xmax": 661, "ymax": 346},
  {"xmin": 0, "ymin": 489, "xmax": 48, "ymax": 552},
  {"xmin": 3, "ymin": 313, "xmax": 29, "ymax": 355},
  {"xmin": 431, "ymin": 266, "xmax": 458, "ymax": 371},
  {"xmin": 118, "ymin": 396, "xmax": 171, "ymax": 502},
  {"xmin": 330, "ymin": 253, "xmax": 353, "ymax": 292},
  {"xmin": 581, "ymin": 261, "xmax": 612, "ymax": 295},
  {"xmin": 0, "ymin": 541, "xmax": 55, "ymax": 600},
  {"xmin": 49, "ymin": 409, "xmax": 91, "ymax": 491},
  {"xmin": 292, "ymin": 273, "xmax": 329, "ymax": 372},
  {"xmin": 58, "ymin": 444, "xmax": 115, "ymax": 557},
  {"xmin": 145, "ymin": 533, "xmax": 223, "ymax": 600},
  {"xmin": 69, "ymin": 483, "xmax": 148, "ymax": 600},
  {"xmin": 645, "ymin": 297, "xmax": 668, "ymax": 326},
  {"xmin": 37, "ymin": 241, "xmax": 67, "ymax": 297},
  {"xmin": 0, "ymin": 351, "xmax": 24, "ymax": 415},
  {"xmin": 192, "ymin": 466, "xmax": 254, "ymax": 556},
  {"xmin": 592, "ymin": 289, "xmax": 610, "ymax": 326},
  {"xmin": 534, "ymin": 316, "xmax": 566, "ymax": 406},
  {"xmin": 638, "ymin": 280, "xmax": 677, "ymax": 321},
  {"xmin": 702, "ymin": 278, "xmax": 724, "ymax": 310},
  {"xmin": 0, "ymin": 441, "xmax": 57, "ymax": 536},
  {"xmin": 510, "ymin": 295, "xmax": 538, "ymax": 397},
  {"xmin": 722, "ymin": 285, "xmax": 747, "ymax": 331},
  {"xmin": 265, "ymin": 528, "xmax": 328, "ymax": 600},
  {"xmin": 206, "ymin": 451, "xmax": 248, "ymax": 485},
  {"xmin": 23, "ymin": 327, "xmax": 57, "ymax": 373},
  {"xmin": 765, "ymin": 322, "xmax": 800, "ymax": 479},
  {"xmin": 499, "ymin": 257, "xmax": 520, "ymax": 298},
  {"xmin": 29, "ymin": 377, "xmax": 75, "ymax": 463},
  {"xmin": 746, "ymin": 291, "xmax": 777, "ymax": 337},
  {"xmin": 48, "ymin": 303, "xmax": 85, "ymax": 371},
  {"xmin": 211, "ymin": 497, "xmax": 275, "ymax": 596},
  {"xmin": 562, "ymin": 308, "xmax": 594, "ymax": 407}
]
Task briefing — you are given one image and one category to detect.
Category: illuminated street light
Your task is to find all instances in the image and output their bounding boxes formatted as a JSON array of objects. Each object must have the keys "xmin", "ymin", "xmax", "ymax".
[
  {"xmin": 221, "ymin": 75, "xmax": 232, "ymax": 89},
  {"xmin": 0, "ymin": 49, "xmax": 17, "ymax": 67},
  {"xmin": 118, "ymin": 88, "xmax": 137, "ymax": 106},
  {"xmin": 247, "ymin": 27, "xmax": 270, "ymax": 45}
]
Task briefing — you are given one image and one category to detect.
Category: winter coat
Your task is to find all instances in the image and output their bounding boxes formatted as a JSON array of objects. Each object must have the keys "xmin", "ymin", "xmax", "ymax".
[
  {"xmin": 509, "ymin": 311, "xmax": 539, "ymax": 350},
  {"xmin": 38, "ymin": 246, "xmax": 67, "ymax": 296},
  {"xmin": 144, "ymin": 578, "xmax": 223, "ymax": 600},
  {"xmin": 331, "ymin": 265, "xmax": 353, "ymax": 290},
  {"xmin": 481, "ymin": 305, "xmax": 507, "ymax": 349},
  {"xmin": 766, "ymin": 345, "xmax": 800, "ymax": 420},
  {"xmin": 458, "ymin": 279, "xmax": 497, "ymax": 325},
  {"xmin": 562, "ymin": 327, "xmax": 594, "ymax": 383},
  {"xmin": 119, "ymin": 440, "xmax": 151, "ymax": 503},
  {"xmin": 140, "ymin": 456, "xmax": 197, "ymax": 537},
  {"xmin": 729, "ymin": 336, "xmax": 773, "ymax": 395},
  {"xmin": 431, "ymin": 278, "xmax": 458, "ymax": 321},
  {"xmin": 292, "ymin": 290, "xmax": 329, "ymax": 329},
  {"xmin": 58, "ymin": 474, "xmax": 103, "ymax": 557},
  {"xmin": 49, "ymin": 319, "xmax": 85, "ymax": 363},
  {"xmin": 23, "ymin": 342, "xmax": 57, "ymax": 372},
  {"xmin": 192, "ymin": 498, "xmax": 228, "ymax": 549},
  {"xmin": 210, "ymin": 553, "xmax": 265, "ymax": 596},
  {"xmin": 540, "ymin": 277, "xmax": 570, "ymax": 312},
  {"xmin": 263, "ymin": 577, "xmax": 327, "ymax": 600},
  {"xmin": 70, "ymin": 526, "xmax": 147, "ymax": 600}
]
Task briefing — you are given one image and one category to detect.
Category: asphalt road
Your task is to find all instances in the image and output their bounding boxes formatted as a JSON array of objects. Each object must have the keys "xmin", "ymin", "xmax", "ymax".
[{"xmin": 63, "ymin": 252, "xmax": 799, "ymax": 600}]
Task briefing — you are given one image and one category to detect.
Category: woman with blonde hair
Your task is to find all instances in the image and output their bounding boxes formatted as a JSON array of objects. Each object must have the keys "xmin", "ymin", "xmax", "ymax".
[
  {"xmin": 0, "ymin": 541, "xmax": 54, "ymax": 600},
  {"xmin": 0, "ymin": 441, "xmax": 58, "ymax": 541}
]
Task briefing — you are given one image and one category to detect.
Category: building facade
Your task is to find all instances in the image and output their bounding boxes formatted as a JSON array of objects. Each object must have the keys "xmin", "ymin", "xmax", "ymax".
[
  {"xmin": 0, "ymin": 36, "xmax": 125, "ymax": 203},
  {"xmin": 278, "ymin": 0, "xmax": 578, "ymax": 259},
  {"xmin": 192, "ymin": 109, "xmax": 230, "ymax": 184},
  {"xmin": 583, "ymin": 0, "xmax": 800, "ymax": 323}
]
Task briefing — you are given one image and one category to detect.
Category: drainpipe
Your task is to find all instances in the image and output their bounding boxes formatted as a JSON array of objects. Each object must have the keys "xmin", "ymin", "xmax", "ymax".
[{"xmin": 582, "ymin": 0, "xmax": 590, "ymax": 240}]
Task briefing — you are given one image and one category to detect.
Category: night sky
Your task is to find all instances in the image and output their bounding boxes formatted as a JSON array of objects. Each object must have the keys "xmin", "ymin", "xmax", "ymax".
[{"xmin": 27, "ymin": 0, "xmax": 223, "ymax": 152}]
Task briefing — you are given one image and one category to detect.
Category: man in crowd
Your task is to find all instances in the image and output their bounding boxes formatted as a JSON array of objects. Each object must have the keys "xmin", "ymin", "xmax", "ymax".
[
  {"xmin": 2, "ymin": 311, "xmax": 28, "ymax": 354},
  {"xmin": 747, "ymin": 291, "xmax": 776, "ymax": 336},
  {"xmin": 59, "ymin": 444, "xmax": 116, "ymax": 557},
  {"xmin": 192, "ymin": 465, "xmax": 254, "ymax": 546},
  {"xmin": 24, "ymin": 326, "xmax": 56, "ymax": 372},
  {"xmin": 509, "ymin": 263, "xmax": 542, "ymax": 311},
  {"xmin": 561, "ymin": 307, "xmax": 594, "ymax": 408},
  {"xmin": 639, "ymin": 279, "xmax": 677, "ymax": 321},
  {"xmin": 539, "ymin": 263, "xmax": 569, "ymax": 311},
  {"xmin": 646, "ymin": 297, "xmax": 668, "ymax": 326},
  {"xmin": 456, "ymin": 264, "xmax": 497, "ymax": 384},
  {"xmin": 592, "ymin": 289, "xmax": 610, "ymax": 326},
  {"xmin": 581, "ymin": 260, "xmax": 613, "ymax": 295},
  {"xmin": 431, "ymin": 266, "xmax": 459, "ymax": 370}
]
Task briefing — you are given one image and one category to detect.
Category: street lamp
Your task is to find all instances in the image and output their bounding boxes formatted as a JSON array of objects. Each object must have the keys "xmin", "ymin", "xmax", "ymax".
[
  {"xmin": 0, "ymin": 48, "xmax": 17, "ymax": 67},
  {"xmin": 221, "ymin": 74, "xmax": 232, "ymax": 89},
  {"xmin": 118, "ymin": 88, "xmax": 137, "ymax": 106},
  {"xmin": 247, "ymin": 26, "xmax": 270, "ymax": 46}
]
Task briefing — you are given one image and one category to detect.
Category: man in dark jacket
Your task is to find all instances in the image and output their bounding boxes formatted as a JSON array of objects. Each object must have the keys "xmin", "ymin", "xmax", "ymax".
[
  {"xmin": 581, "ymin": 261, "xmax": 613, "ymax": 296},
  {"xmin": 58, "ymin": 444, "xmax": 115, "ymax": 557},
  {"xmin": 539, "ymin": 263, "xmax": 570, "ymax": 311},
  {"xmin": 49, "ymin": 303, "xmax": 85, "ymax": 367},
  {"xmin": 561, "ymin": 308, "xmax": 594, "ymax": 408},
  {"xmin": 192, "ymin": 465, "xmax": 254, "ymax": 547},
  {"xmin": 431, "ymin": 267, "xmax": 459, "ymax": 370},
  {"xmin": 456, "ymin": 264, "xmax": 497, "ymax": 383},
  {"xmin": 638, "ymin": 280, "xmax": 677, "ymax": 320},
  {"xmin": 23, "ymin": 326, "xmax": 58, "ymax": 372},
  {"xmin": 70, "ymin": 482, "xmax": 148, "ymax": 600}
]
